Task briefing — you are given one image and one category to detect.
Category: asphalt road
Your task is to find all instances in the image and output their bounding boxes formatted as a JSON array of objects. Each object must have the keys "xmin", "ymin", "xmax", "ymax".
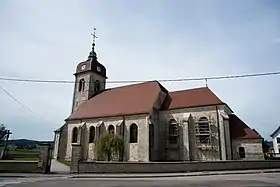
[{"xmin": 1, "ymin": 173, "xmax": 280, "ymax": 187}]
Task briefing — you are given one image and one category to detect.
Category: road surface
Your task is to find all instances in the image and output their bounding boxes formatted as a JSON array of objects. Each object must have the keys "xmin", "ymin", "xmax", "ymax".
[{"xmin": 0, "ymin": 172, "xmax": 280, "ymax": 187}]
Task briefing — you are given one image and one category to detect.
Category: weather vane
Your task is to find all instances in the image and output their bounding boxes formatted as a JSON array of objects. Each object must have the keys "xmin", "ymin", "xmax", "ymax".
[{"xmin": 91, "ymin": 28, "xmax": 98, "ymax": 44}]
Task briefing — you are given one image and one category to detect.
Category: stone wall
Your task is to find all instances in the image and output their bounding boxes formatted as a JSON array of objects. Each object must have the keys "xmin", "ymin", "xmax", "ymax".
[
  {"xmin": 66, "ymin": 114, "xmax": 149, "ymax": 162},
  {"xmin": 0, "ymin": 161, "xmax": 38, "ymax": 173},
  {"xmin": 159, "ymin": 105, "xmax": 231, "ymax": 161},
  {"xmin": 232, "ymin": 139, "xmax": 264, "ymax": 160},
  {"xmin": 58, "ymin": 123, "xmax": 68, "ymax": 160},
  {"xmin": 74, "ymin": 160, "xmax": 280, "ymax": 173}
]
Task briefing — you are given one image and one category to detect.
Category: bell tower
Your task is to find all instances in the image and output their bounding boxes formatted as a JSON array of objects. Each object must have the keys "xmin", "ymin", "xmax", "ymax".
[{"xmin": 71, "ymin": 29, "xmax": 107, "ymax": 113}]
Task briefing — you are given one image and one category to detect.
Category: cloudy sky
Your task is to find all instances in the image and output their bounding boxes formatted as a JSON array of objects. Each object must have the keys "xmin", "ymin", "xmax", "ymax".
[{"xmin": 0, "ymin": 0, "xmax": 279, "ymax": 141}]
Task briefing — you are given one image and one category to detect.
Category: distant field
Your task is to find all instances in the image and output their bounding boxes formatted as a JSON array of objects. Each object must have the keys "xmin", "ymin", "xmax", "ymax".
[
  {"xmin": 11, "ymin": 157, "xmax": 39, "ymax": 161},
  {"xmin": 8, "ymin": 149, "xmax": 40, "ymax": 154},
  {"xmin": 5, "ymin": 149, "xmax": 40, "ymax": 160}
]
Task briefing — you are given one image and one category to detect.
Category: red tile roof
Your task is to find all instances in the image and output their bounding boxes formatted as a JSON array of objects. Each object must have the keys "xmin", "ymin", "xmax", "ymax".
[
  {"xmin": 67, "ymin": 82, "xmax": 226, "ymax": 121},
  {"xmin": 166, "ymin": 87, "xmax": 224, "ymax": 110},
  {"xmin": 229, "ymin": 114, "xmax": 262, "ymax": 139},
  {"xmin": 67, "ymin": 81, "xmax": 166, "ymax": 120}
]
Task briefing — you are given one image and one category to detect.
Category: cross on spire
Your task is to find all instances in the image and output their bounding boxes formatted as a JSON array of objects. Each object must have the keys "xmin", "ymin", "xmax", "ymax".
[
  {"xmin": 88, "ymin": 28, "xmax": 98, "ymax": 59},
  {"xmin": 91, "ymin": 28, "xmax": 98, "ymax": 44}
]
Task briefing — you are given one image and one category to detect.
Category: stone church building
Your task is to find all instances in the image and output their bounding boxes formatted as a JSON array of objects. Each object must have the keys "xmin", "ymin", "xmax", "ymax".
[{"xmin": 53, "ymin": 39, "xmax": 264, "ymax": 162}]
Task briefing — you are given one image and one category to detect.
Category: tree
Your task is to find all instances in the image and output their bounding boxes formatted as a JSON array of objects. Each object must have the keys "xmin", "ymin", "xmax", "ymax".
[
  {"xmin": 95, "ymin": 133, "xmax": 124, "ymax": 161},
  {"xmin": 0, "ymin": 124, "xmax": 10, "ymax": 159},
  {"xmin": 0, "ymin": 124, "xmax": 9, "ymax": 142}
]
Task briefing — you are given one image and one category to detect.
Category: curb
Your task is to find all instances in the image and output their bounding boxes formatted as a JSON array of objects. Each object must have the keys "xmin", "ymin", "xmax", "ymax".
[
  {"xmin": 1, "ymin": 169, "xmax": 280, "ymax": 179},
  {"xmin": 69, "ymin": 169, "xmax": 280, "ymax": 179}
]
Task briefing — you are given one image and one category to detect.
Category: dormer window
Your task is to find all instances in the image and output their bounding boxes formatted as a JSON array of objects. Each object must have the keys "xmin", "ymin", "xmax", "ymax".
[{"xmin": 97, "ymin": 66, "xmax": 101, "ymax": 72}]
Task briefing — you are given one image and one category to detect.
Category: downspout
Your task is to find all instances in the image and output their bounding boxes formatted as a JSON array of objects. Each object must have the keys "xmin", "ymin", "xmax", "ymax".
[
  {"xmin": 216, "ymin": 106, "xmax": 222, "ymax": 160},
  {"xmin": 122, "ymin": 116, "xmax": 125, "ymax": 161}
]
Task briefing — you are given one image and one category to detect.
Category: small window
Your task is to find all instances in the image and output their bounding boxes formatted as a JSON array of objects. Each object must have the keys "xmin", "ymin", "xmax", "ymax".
[
  {"xmin": 108, "ymin": 125, "xmax": 115, "ymax": 134},
  {"xmin": 130, "ymin": 123, "xmax": 138, "ymax": 143},
  {"xmin": 238, "ymin": 147, "xmax": 245, "ymax": 158},
  {"xmin": 89, "ymin": 126, "xmax": 95, "ymax": 143},
  {"xmin": 277, "ymin": 137, "xmax": 280, "ymax": 143},
  {"xmin": 78, "ymin": 79, "xmax": 85, "ymax": 92},
  {"xmin": 94, "ymin": 80, "xmax": 100, "ymax": 92},
  {"xmin": 97, "ymin": 66, "xmax": 101, "ymax": 72},
  {"xmin": 72, "ymin": 127, "xmax": 78, "ymax": 143}
]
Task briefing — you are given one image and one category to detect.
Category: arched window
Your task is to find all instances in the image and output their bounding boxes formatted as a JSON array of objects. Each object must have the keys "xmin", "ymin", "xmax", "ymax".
[
  {"xmin": 72, "ymin": 127, "xmax": 78, "ymax": 143},
  {"xmin": 94, "ymin": 80, "xmax": 100, "ymax": 92},
  {"xmin": 169, "ymin": 119, "xmax": 178, "ymax": 144},
  {"xmin": 78, "ymin": 79, "xmax": 85, "ymax": 92},
  {"xmin": 129, "ymin": 123, "xmax": 138, "ymax": 143},
  {"xmin": 197, "ymin": 117, "xmax": 210, "ymax": 144},
  {"xmin": 238, "ymin": 147, "xmax": 245, "ymax": 158},
  {"xmin": 89, "ymin": 126, "xmax": 95, "ymax": 143},
  {"xmin": 108, "ymin": 125, "xmax": 115, "ymax": 134}
]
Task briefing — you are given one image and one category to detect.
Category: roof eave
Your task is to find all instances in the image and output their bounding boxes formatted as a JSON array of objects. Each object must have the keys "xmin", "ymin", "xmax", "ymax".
[
  {"xmin": 163, "ymin": 103, "xmax": 225, "ymax": 111},
  {"xmin": 270, "ymin": 126, "xmax": 280, "ymax": 138},
  {"xmin": 65, "ymin": 112, "xmax": 149, "ymax": 122}
]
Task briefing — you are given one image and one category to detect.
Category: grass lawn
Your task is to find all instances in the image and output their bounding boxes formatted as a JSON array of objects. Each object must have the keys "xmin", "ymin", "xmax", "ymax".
[
  {"xmin": 12, "ymin": 157, "xmax": 39, "ymax": 161},
  {"xmin": 59, "ymin": 160, "xmax": 71, "ymax": 166},
  {"xmin": 8, "ymin": 149, "xmax": 39, "ymax": 154}
]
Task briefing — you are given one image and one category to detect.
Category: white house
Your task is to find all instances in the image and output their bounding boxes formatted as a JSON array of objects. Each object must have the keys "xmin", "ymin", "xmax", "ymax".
[{"xmin": 271, "ymin": 126, "xmax": 280, "ymax": 153}]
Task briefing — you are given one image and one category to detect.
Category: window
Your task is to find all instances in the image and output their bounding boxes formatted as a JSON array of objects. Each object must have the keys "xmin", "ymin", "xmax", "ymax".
[
  {"xmin": 72, "ymin": 127, "xmax": 78, "ymax": 143},
  {"xmin": 197, "ymin": 117, "xmax": 210, "ymax": 144},
  {"xmin": 94, "ymin": 80, "xmax": 100, "ymax": 92},
  {"xmin": 89, "ymin": 126, "xmax": 95, "ymax": 143},
  {"xmin": 97, "ymin": 66, "xmax": 101, "ymax": 72},
  {"xmin": 78, "ymin": 79, "xmax": 85, "ymax": 92},
  {"xmin": 169, "ymin": 119, "xmax": 178, "ymax": 144},
  {"xmin": 129, "ymin": 123, "xmax": 138, "ymax": 143},
  {"xmin": 108, "ymin": 125, "xmax": 115, "ymax": 134},
  {"xmin": 277, "ymin": 138, "xmax": 280, "ymax": 143},
  {"xmin": 238, "ymin": 147, "xmax": 245, "ymax": 158}
]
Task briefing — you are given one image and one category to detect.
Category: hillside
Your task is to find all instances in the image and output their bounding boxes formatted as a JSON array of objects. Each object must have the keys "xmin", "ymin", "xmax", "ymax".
[{"xmin": 7, "ymin": 139, "xmax": 53, "ymax": 149}]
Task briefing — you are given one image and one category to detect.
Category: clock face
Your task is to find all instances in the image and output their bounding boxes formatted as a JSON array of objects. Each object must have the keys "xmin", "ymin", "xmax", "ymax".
[{"xmin": 81, "ymin": 65, "xmax": 86, "ymax": 70}]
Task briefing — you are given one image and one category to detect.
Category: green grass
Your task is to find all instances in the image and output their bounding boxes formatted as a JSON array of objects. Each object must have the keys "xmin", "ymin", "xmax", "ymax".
[
  {"xmin": 59, "ymin": 160, "xmax": 71, "ymax": 166},
  {"xmin": 8, "ymin": 149, "xmax": 39, "ymax": 154},
  {"xmin": 11, "ymin": 157, "xmax": 39, "ymax": 161}
]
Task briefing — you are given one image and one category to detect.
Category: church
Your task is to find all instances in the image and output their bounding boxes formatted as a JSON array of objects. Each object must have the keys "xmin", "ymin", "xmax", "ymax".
[{"xmin": 53, "ymin": 36, "xmax": 264, "ymax": 162}]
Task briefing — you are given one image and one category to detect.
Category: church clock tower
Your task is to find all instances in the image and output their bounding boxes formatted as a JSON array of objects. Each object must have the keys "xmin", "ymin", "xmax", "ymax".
[{"xmin": 71, "ymin": 29, "xmax": 107, "ymax": 112}]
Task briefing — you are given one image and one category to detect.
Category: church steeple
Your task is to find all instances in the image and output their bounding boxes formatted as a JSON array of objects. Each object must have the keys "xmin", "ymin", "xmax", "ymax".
[
  {"xmin": 71, "ymin": 28, "xmax": 107, "ymax": 113},
  {"xmin": 88, "ymin": 28, "xmax": 98, "ymax": 59}
]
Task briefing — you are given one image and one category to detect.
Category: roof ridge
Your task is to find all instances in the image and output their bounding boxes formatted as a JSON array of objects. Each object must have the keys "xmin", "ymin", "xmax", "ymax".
[
  {"xmin": 107, "ymin": 80, "xmax": 158, "ymax": 91},
  {"xmin": 170, "ymin": 86, "xmax": 209, "ymax": 93}
]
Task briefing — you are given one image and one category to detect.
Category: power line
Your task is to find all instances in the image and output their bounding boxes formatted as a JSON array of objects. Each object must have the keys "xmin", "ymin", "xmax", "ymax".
[
  {"xmin": 0, "ymin": 85, "xmax": 59, "ymax": 126},
  {"xmin": 0, "ymin": 71, "xmax": 280, "ymax": 84}
]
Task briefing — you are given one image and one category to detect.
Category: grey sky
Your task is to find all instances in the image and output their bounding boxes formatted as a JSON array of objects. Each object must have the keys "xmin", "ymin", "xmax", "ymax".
[{"xmin": 0, "ymin": 0, "xmax": 279, "ymax": 140}]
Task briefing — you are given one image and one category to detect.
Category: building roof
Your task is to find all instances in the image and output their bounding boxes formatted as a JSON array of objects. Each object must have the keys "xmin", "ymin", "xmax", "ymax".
[
  {"xmin": 66, "ymin": 82, "xmax": 227, "ymax": 121},
  {"xmin": 270, "ymin": 125, "xmax": 280, "ymax": 138},
  {"xmin": 166, "ymin": 87, "xmax": 224, "ymax": 110},
  {"xmin": 67, "ymin": 81, "xmax": 166, "ymax": 120},
  {"xmin": 229, "ymin": 114, "xmax": 262, "ymax": 139}
]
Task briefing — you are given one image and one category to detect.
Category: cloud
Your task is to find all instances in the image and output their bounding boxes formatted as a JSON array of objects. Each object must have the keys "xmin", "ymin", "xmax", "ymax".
[{"xmin": 0, "ymin": 0, "xmax": 280, "ymax": 140}]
